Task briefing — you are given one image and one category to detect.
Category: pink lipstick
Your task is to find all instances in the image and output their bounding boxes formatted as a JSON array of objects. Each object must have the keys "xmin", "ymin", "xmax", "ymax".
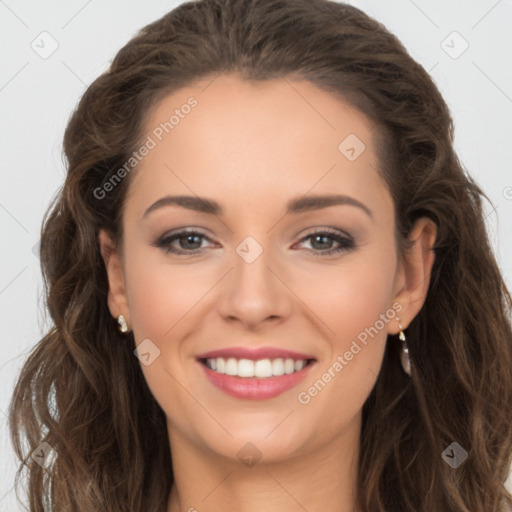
[{"xmin": 196, "ymin": 346, "xmax": 317, "ymax": 400}]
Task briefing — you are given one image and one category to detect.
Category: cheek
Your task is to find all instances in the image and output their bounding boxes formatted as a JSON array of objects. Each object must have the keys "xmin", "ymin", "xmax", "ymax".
[
  {"xmin": 296, "ymin": 250, "xmax": 398, "ymax": 349},
  {"xmin": 125, "ymin": 247, "xmax": 221, "ymax": 340},
  {"xmin": 292, "ymin": 247, "xmax": 397, "ymax": 414},
  {"xmin": 338, "ymin": 265, "xmax": 395, "ymax": 333}
]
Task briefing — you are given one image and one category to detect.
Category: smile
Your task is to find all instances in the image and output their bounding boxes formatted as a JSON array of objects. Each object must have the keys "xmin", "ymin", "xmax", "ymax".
[
  {"xmin": 196, "ymin": 347, "xmax": 317, "ymax": 400},
  {"xmin": 201, "ymin": 357, "xmax": 314, "ymax": 378}
]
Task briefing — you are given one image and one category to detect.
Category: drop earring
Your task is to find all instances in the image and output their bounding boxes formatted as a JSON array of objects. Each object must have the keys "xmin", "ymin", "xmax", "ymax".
[
  {"xmin": 396, "ymin": 317, "xmax": 411, "ymax": 376},
  {"xmin": 117, "ymin": 314, "xmax": 128, "ymax": 333}
]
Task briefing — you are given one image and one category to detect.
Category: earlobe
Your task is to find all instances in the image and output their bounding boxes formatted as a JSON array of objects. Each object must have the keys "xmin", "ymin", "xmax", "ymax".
[
  {"xmin": 389, "ymin": 217, "xmax": 437, "ymax": 333},
  {"xmin": 98, "ymin": 229, "xmax": 131, "ymax": 328}
]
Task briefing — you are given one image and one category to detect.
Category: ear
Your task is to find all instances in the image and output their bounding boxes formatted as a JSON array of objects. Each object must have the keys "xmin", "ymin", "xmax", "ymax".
[
  {"xmin": 98, "ymin": 229, "xmax": 131, "ymax": 328},
  {"xmin": 388, "ymin": 217, "xmax": 437, "ymax": 334}
]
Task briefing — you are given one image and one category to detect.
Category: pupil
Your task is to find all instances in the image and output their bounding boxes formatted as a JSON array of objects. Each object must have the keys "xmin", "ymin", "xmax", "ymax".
[
  {"xmin": 183, "ymin": 235, "xmax": 201, "ymax": 249},
  {"xmin": 312, "ymin": 235, "xmax": 331, "ymax": 250}
]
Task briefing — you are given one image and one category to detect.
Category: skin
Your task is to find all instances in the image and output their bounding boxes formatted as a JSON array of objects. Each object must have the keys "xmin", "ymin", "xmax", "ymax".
[{"xmin": 99, "ymin": 73, "xmax": 436, "ymax": 512}]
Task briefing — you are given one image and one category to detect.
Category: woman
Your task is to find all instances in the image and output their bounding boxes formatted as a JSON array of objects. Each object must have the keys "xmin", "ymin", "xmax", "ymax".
[{"xmin": 9, "ymin": 0, "xmax": 512, "ymax": 510}]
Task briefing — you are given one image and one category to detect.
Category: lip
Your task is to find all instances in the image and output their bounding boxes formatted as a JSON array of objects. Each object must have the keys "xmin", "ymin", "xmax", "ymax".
[
  {"xmin": 196, "ymin": 346, "xmax": 315, "ymax": 361},
  {"xmin": 197, "ymin": 359, "xmax": 317, "ymax": 401}
]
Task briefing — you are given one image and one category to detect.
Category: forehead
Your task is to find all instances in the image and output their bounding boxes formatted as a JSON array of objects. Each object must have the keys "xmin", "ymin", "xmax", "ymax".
[{"xmin": 126, "ymin": 73, "xmax": 388, "ymax": 216}]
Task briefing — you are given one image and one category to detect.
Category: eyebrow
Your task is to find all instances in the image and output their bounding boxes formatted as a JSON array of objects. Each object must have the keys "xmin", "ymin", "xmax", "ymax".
[{"xmin": 142, "ymin": 193, "xmax": 373, "ymax": 219}]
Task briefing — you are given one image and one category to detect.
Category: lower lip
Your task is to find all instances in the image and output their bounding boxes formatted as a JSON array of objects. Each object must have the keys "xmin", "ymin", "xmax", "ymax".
[{"xmin": 198, "ymin": 360, "xmax": 316, "ymax": 400}]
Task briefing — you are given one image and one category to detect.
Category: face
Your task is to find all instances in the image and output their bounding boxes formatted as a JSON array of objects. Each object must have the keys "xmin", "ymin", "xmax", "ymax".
[{"xmin": 100, "ymin": 73, "xmax": 434, "ymax": 465}]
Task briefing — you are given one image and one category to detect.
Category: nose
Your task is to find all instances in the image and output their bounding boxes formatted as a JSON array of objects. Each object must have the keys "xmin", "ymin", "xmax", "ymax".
[{"xmin": 217, "ymin": 237, "xmax": 293, "ymax": 331}]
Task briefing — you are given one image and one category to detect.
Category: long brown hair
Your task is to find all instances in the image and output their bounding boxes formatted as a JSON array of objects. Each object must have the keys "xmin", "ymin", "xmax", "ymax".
[{"xmin": 9, "ymin": 0, "xmax": 512, "ymax": 510}]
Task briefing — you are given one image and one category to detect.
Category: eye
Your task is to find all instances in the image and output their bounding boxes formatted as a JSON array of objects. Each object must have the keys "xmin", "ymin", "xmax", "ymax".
[
  {"xmin": 294, "ymin": 229, "xmax": 355, "ymax": 256},
  {"xmin": 153, "ymin": 230, "xmax": 214, "ymax": 255},
  {"xmin": 153, "ymin": 228, "xmax": 356, "ymax": 257}
]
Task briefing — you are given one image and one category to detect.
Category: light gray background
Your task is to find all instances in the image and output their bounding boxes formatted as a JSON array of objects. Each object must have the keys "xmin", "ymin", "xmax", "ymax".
[{"xmin": 1, "ymin": 0, "xmax": 511, "ymax": 509}]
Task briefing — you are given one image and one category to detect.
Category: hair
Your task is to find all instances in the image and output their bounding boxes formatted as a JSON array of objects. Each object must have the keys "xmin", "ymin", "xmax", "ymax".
[{"xmin": 9, "ymin": 0, "xmax": 512, "ymax": 510}]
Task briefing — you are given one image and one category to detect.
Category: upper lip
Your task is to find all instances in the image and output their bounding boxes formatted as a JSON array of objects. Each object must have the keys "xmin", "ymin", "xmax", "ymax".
[{"xmin": 196, "ymin": 346, "xmax": 316, "ymax": 361}]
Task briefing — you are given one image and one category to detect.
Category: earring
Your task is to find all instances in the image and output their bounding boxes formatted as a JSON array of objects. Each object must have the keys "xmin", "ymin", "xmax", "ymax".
[
  {"xmin": 117, "ymin": 314, "xmax": 128, "ymax": 333},
  {"xmin": 396, "ymin": 317, "xmax": 411, "ymax": 376}
]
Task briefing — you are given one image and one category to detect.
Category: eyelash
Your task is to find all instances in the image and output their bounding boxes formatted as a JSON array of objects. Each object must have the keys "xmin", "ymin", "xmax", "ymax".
[{"xmin": 153, "ymin": 228, "xmax": 356, "ymax": 257}]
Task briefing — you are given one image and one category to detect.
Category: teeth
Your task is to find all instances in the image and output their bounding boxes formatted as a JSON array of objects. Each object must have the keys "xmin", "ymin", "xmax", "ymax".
[
  {"xmin": 225, "ymin": 358, "xmax": 238, "ymax": 376},
  {"xmin": 284, "ymin": 359, "xmax": 295, "ymax": 374},
  {"xmin": 238, "ymin": 358, "xmax": 255, "ymax": 377},
  {"xmin": 204, "ymin": 357, "xmax": 310, "ymax": 378},
  {"xmin": 254, "ymin": 359, "xmax": 272, "ymax": 378},
  {"xmin": 272, "ymin": 358, "xmax": 284, "ymax": 376}
]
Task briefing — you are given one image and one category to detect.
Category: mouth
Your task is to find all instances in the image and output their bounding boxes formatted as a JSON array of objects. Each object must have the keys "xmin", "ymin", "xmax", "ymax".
[{"xmin": 196, "ymin": 348, "xmax": 317, "ymax": 400}]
